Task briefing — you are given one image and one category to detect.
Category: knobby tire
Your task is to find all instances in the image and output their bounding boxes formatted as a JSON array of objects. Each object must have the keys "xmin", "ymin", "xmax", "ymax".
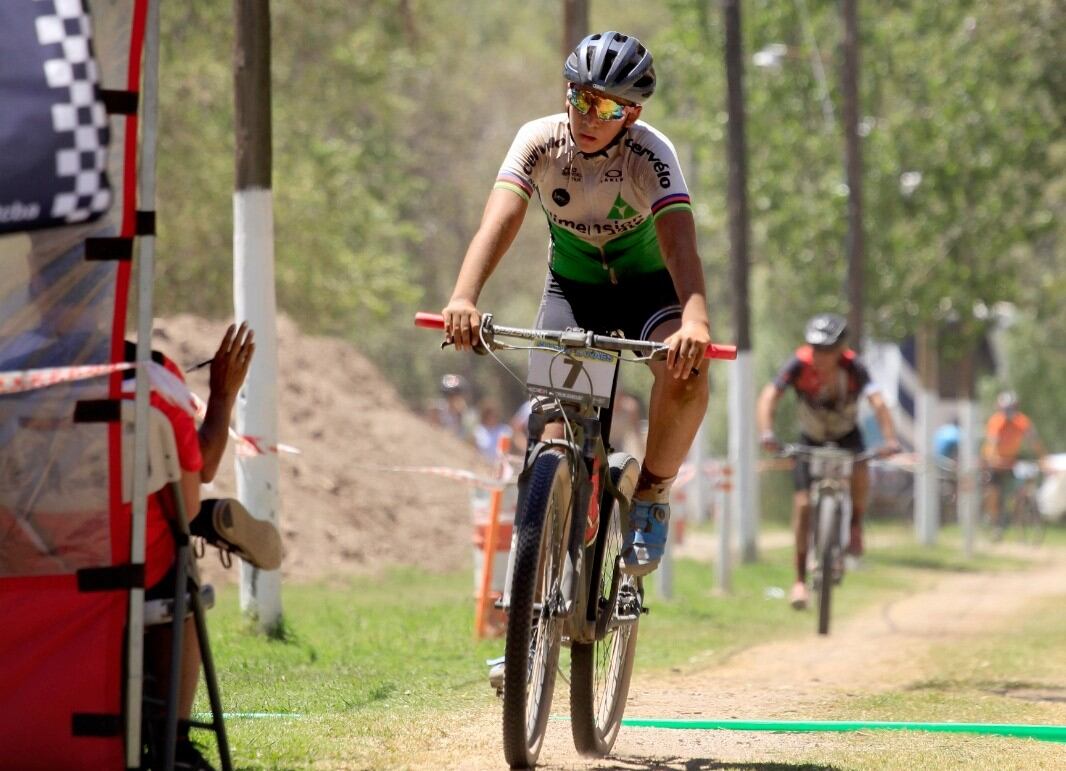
[
  {"xmin": 502, "ymin": 449, "xmax": 572, "ymax": 769},
  {"xmin": 571, "ymin": 459, "xmax": 640, "ymax": 757},
  {"xmin": 817, "ymin": 494, "xmax": 837, "ymax": 636}
]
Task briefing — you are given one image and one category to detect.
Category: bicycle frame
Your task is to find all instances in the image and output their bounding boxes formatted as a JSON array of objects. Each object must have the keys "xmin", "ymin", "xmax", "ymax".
[
  {"xmin": 416, "ymin": 310, "xmax": 736, "ymax": 644},
  {"xmin": 784, "ymin": 444, "xmax": 877, "ymax": 557},
  {"xmin": 805, "ymin": 445, "xmax": 858, "ymax": 552},
  {"xmin": 503, "ymin": 398, "xmax": 620, "ymax": 643},
  {"xmin": 416, "ymin": 309, "xmax": 736, "ymax": 765}
]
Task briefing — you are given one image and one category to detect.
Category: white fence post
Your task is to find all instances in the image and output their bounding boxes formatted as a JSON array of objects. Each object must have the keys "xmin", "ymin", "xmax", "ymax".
[{"xmin": 716, "ymin": 459, "xmax": 733, "ymax": 593}]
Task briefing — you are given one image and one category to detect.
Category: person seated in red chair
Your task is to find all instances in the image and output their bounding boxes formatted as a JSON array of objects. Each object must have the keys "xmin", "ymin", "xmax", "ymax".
[{"xmin": 130, "ymin": 323, "xmax": 279, "ymax": 770}]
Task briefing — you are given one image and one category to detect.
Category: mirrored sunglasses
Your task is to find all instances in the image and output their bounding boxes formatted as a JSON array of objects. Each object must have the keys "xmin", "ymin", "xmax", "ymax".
[{"xmin": 567, "ymin": 85, "xmax": 631, "ymax": 121}]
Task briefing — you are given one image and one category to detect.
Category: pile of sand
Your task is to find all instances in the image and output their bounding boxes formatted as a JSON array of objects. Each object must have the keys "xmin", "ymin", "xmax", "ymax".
[{"xmin": 152, "ymin": 314, "xmax": 491, "ymax": 584}]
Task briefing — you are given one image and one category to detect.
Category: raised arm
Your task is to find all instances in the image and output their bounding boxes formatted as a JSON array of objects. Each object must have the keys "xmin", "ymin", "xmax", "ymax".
[
  {"xmin": 866, "ymin": 390, "xmax": 902, "ymax": 454},
  {"xmin": 199, "ymin": 323, "xmax": 254, "ymax": 483},
  {"xmin": 757, "ymin": 382, "xmax": 783, "ymax": 451}
]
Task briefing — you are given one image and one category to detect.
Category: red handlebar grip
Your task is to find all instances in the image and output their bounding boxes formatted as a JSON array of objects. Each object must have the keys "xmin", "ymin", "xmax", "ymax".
[
  {"xmin": 414, "ymin": 312, "xmax": 446, "ymax": 330},
  {"xmin": 705, "ymin": 343, "xmax": 738, "ymax": 360}
]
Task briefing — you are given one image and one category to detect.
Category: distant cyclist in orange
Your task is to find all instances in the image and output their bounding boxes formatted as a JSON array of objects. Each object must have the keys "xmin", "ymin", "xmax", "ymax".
[{"xmin": 981, "ymin": 391, "xmax": 1047, "ymax": 532}]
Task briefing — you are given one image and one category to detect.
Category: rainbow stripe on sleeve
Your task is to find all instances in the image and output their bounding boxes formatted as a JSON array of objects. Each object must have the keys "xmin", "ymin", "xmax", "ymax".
[
  {"xmin": 651, "ymin": 193, "xmax": 692, "ymax": 220},
  {"xmin": 494, "ymin": 171, "xmax": 533, "ymax": 201}
]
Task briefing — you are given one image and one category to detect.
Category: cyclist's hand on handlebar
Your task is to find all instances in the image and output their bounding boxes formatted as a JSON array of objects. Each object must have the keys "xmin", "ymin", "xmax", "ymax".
[
  {"xmin": 760, "ymin": 431, "xmax": 782, "ymax": 454},
  {"xmin": 663, "ymin": 320, "xmax": 712, "ymax": 380},
  {"xmin": 441, "ymin": 298, "xmax": 481, "ymax": 352},
  {"xmin": 878, "ymin": 439, "xmax": 902, "ymax": 458}
]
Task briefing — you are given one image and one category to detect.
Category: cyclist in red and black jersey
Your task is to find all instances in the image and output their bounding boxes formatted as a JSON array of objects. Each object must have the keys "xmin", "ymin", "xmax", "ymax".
[{"xmin": 757, "ymin": 314, "xmax": 900, "ymax": 609}]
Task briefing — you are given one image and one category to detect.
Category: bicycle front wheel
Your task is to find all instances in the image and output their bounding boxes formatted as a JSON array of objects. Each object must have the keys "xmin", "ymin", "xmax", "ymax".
[
  {"xmin": 1020, "ymin": 493, "xmax": 1047, "ymax": 546},
  {"xmin": 502, "ymin": 448, "xmax": 573, "ymax": 769},
  {"xmin": 816, "ymin": 494, "xmax": 838, "ymax": 636},
  {"xmin": 571, "ymin": 456, "xmax": 640, "ymax": 757}
]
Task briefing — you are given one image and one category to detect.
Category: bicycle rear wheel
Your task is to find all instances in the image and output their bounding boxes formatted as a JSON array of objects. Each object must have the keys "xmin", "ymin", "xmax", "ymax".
[
  {"xmin": 816, "ymin": 494, "xmax": 837, "ymax": 636},
  {"xmin": 571, "ymin": 456, "xmax": 640, "ymax": 757},
  {"xmin": 1019, "ymin": 492, "xmax": 1047, "ymax": 546},
  {"xmin": 502, "ymin": 448, "xmax": 573, "ymax": 769}
]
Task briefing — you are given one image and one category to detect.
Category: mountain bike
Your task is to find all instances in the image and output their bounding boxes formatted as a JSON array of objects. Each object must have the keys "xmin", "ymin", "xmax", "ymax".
[
  {"xmin": 781, "ymin": 444, "xmax": 878, "ymax": 636},
  {"xmin": 983, "ymin": 461, "xmax": 1046, "ymax": 545},
  {"xmin": 416, "ymin": 311, "xmax": 735, "ymax": 768}
]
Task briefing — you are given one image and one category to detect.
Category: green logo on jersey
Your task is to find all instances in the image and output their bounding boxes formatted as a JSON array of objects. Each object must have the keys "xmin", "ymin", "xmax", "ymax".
[{"xmin": 607, "ymin": 194, "xmax": 637, "ymax": 220}]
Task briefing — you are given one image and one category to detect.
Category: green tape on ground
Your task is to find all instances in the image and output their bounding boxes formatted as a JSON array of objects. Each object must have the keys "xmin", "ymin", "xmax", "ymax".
[{"xmin": 621, "ymin": 718, "xmax": 1066, "ymax": 744}]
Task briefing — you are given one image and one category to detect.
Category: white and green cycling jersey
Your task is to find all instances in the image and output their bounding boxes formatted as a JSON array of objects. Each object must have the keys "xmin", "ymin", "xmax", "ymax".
[{"xmin": 494, "ymin": 114, "xmax": 692, "ymax": 284}]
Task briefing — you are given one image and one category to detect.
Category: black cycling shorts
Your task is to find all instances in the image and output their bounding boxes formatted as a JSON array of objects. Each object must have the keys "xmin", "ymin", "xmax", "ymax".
[
  {"xmin": 793, "ymin": 428, "xmax": 866, "ymax": 491},
  {"xmin": 534, "ymin": 268, "xmax": 682, "ymax": 341}
]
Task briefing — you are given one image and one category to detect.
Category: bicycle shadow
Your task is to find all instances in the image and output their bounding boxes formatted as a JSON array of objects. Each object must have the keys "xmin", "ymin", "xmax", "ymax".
[
  {"xmin": 866, "ymin": 553, "xmax": 982, "ymax": 573},
  {"xmin": 572, "ymin": 756, "xmax": 842, "ymax": 771}
]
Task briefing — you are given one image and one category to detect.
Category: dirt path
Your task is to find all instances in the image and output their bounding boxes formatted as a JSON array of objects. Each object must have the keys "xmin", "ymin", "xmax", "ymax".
[{"xmin": 396, "ymin": 549, "xmax": 1066, "ymax": 770}]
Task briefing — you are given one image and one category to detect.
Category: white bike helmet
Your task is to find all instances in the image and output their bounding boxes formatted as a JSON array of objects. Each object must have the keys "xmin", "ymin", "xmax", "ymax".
[{"xmin": 563, "ymin": 31, "xmax": 656, "ymax": 103}]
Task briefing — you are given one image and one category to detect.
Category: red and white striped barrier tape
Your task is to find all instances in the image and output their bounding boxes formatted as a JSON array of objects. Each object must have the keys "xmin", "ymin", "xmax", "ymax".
[
  {"xmin": 0, "ymin": 360, "xmax": 304, "ymax": 458},
  {"xmin": 0, "ymin": 361, "xmax": 133, "ymax": 394},
  {"xmin": 1, "ymin": 360, "xmax": 198, "ymax": 418},
  {"xmin": 358, "ymin": 458, "xmax": 517, "ymax": 491}
]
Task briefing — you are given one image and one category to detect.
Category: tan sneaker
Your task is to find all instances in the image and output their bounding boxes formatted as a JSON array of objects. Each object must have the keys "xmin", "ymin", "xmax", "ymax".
[
  {"xmin": 789, "ymin": 580, "xmax": 809, "ymax": 610},
  {"xmin": 191, "ymin": 498, "xmax": 282, "ymax": 571}
]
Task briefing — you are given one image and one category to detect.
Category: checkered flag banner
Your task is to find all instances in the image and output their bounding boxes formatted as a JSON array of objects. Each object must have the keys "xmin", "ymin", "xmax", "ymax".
[{"xmin": 0, "ymin": 0, "xmax": 112, "ymax": 234}]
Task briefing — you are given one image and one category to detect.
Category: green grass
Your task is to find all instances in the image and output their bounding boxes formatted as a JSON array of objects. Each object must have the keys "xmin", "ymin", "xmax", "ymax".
[
  {"xmin": 827, "ymin": 594, "xmax": 1066, "ymax": 726},
  {"xmin": 635, "ymin": 526, "xmax": 1026, "ymax": 673},
  {"xmin": 196, "ymin": 568, "xmax": 503, "ymax": 768},
  {"xmin": 800, "ymin": 595, "xmax": 1066, "ymax": 770},
  {"xmin": 191, "ymin": 529, "xmax": 1041, "ymax": 769}
]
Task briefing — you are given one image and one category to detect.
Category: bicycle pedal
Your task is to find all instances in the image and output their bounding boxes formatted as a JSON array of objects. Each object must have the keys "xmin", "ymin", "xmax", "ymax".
[{"xmin": 487, "ymin": 657, "xmax": 505, "ymax": 693}]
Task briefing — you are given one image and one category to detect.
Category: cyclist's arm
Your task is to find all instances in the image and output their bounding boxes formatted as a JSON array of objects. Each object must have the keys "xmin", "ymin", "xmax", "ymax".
[
  {"xmin": 444, "ymin": 188, "xmax": 528, "ymax": 350},
  {"xmin": 756, "ymin": 383, "xmax": 782, "ymax": 438},
  {"xmin": 654, "ymin": 209, "xmax": 710, "ymax": 377},
  {"xmin": 654, "ymin": 209, "xmax": 709, "ymax": 332},
  {"xmin": 1025, "ymin": 423, "xmax": 1049, "ymax": 459},
  {"xmin": 866, "ymin": 390, "xmax": 901, "ymax": 450}
]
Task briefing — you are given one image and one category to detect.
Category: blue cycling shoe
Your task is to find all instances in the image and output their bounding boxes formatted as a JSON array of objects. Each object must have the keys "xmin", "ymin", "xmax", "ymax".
[{"xmin": 621, "ymin": 500, "xmax": 670, "ymax": 577}]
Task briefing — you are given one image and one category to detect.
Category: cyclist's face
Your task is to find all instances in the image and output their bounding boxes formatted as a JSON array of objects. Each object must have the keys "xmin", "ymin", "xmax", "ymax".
[
  {"xmin": 566, "ymin": 85, "xmax": 641, "ymax": 154},
  {"xmin": 812, "ymin": 345, "xmax": 843, "ymax": 374}
]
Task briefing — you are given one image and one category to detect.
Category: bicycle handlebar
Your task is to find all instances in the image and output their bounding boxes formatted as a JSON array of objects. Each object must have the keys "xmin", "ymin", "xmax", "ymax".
[
  {"xmin": 778, "ymin": 443, "xmax": 883, "ymax": 463},
  {"xmin": 414, "ymin": 312, "xmax": 738, "ymax": 361}
]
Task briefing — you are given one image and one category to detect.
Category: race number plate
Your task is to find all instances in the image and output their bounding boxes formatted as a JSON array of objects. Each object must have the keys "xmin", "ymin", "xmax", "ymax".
[{"xmin": 526, "ymin": 338, "xmax": 618, "ymax": 408}]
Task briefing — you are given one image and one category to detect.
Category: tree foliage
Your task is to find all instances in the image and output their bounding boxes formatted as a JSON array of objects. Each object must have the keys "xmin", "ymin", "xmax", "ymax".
[{"xmin": 153, "ymin": 1, "xmax": 1064, "ymax": 441}]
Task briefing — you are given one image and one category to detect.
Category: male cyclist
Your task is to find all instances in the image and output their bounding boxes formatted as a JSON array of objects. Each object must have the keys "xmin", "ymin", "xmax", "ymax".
[
  {"xmin": 757, "ymin": 313, "xmax": 900, "ymax": 609},
  {"xmin": 981, "ymin": 390, "xmax": 1047, "ymax": 534},
  {"xmin": 442, "ymin": 31, "xmax": 710, "ymax": 577}
]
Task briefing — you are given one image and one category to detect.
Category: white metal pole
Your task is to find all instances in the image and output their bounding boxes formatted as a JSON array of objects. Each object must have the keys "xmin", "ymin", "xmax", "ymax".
[
  {"xmin": 958, "ymin": 398, "xmax": 978, "ymax": 557},
  {"xmin": 234, "ymin": 191, "xmax": 281, "ymax": 630},
  {"xmin": 915, "ymin": 328, "xmax": 939, "ymax": 545},
  {"xmin": 125, "ymin": 2, "xmax": 160, "ymax": 765},
  {"xmin": 657, "ymin": 531, "xmax": 674, "ymax": 600},
  {"xmin": 234, "ymin": 0, "xmax": 281, "ymax": 632},
  {"xmin": 689, "ymin": 423, "xmax": 707, "ymax": 524},
  {"xmin": 729, "ymin": 352, "xmax": 759, "ymax": 561},
  {"xmin": 715, "ymin": 460, "xmax": 732, "ymax": 593}
]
